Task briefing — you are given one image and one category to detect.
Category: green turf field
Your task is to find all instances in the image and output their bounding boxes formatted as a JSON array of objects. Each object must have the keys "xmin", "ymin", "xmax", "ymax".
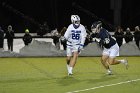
[{"xmin": 0, "ymin": 57, "xmax": 140, "ymax": 93}]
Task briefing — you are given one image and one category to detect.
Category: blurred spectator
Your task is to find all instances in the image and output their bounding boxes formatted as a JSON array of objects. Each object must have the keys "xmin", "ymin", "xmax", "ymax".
[
  {"xmin": 134, "ymin": 26, "xmax": 140, "ymax": 49},
  {"xmin": 124, "ymin": 27, "xmax": 133, "ymax": 43},
  {"xmin": 51, "ymin": 28, "xmax": 60, "ymax": 50},
  {"xmin": 37, "ymin": 21, "xmax": 49, "ymax": 36},
  {"xmin": 85, "ymin": 26, "xmax": 91, "ymax": 35},
  {"xmin": 114, "ymin": 26, "xmax": 124, "ymax": 47},
  {"xmin": 5, "ymin": 25, "xmax": 15, "ymax": 52},
  {"xmin": 0, "ymin": 26, "xmax": 4, "ymax": 49},
  {"xmin": 23, "ymin": 29, "xmax": 32, "ymax": 46},
  {"xmin": 60, "ymin": 27, "xmax": 67, "ymax": 50},
  {"xmin": 84, "ymin": 26, "xmax": 92, "ymax": 46}
]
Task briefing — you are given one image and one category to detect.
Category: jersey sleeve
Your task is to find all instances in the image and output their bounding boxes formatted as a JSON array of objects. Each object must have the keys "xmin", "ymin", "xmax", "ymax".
[
  {"xmin": 80, "ymin": 26, "xmax": 87, "ymax": 45},
  {"xmin": 102, "ymin": 29, "xmax": 110, "ymax": 39},
  {"xmin": 64, "ymin": 25, "xmax": 71, "ymax": 40}
]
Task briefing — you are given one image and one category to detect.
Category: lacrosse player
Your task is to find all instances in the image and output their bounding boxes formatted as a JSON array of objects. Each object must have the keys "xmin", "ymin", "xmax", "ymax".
[
  {"xmin": 61, "ymin": 15, "xmax": 87, "ymax": 75},
  {"xmin": 91, "ymin": 21, "xmax": 128, "ymax": 75}
]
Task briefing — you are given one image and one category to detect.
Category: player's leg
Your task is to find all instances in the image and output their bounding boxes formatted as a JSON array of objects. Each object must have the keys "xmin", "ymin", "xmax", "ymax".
[
  {"xmin": 108, "ymin": 44, "xmax": 128, "ymax": 69},
  {"xmin": 102, "ymin": 48, "xmax": 113, "ymax": 74},
  {"xmin": 68, "ymin": 51, "xmax": 79, "ymax": 75},
  {"xmin": 101, "ymin": 55, "xmax": 112, "ymax": 75},
  {"xmin": 69, "ymin": 52, "xmax": 79, "ymax": 67},
  {"xmin": 101, "ymin": 55, "xmax": 109, "ymax": 69},
  {"xmin": 108, "ymin": 57, "xmax": 120, "ymax": 65},
  {"xmin": 68, "ymin": 45, "xmax": 80, "ymax": 75},
  {"xmin": 66, "ymin": 56, "xmax": 71, "ymax": 72},
  {"xmin": 108, "ymin": 57, "xmax": 128, "ymax": 70},
  {"xmin": 66, "ymin": 46, "xmax": 72, "ymax": 75},
  {"xmin": 66, "ymin": 56, "xmax": 71, "ymax": 65},
  {"xmin": 108, "ymin": 57, "xmax": 128, "ymax": 69}
]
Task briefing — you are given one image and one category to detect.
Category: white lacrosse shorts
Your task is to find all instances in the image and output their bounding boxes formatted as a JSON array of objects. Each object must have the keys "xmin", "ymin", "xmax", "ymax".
[
  {"xmin": 102, "ymin": 43, "xmax": 119, "ymax": 58},
  {"xmin": 66, "ymin": 45, "xmax": 80, "ymax": 56}
]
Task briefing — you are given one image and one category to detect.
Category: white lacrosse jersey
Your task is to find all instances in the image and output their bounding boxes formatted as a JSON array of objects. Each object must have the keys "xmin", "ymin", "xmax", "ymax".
[{"xmin": 64, "ymin": 24, "xmax": 87, "ymax": 46}]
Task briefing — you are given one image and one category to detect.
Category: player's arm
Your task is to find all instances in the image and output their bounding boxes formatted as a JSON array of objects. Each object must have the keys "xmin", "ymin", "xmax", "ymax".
[
  {"xmin": 64, "ymin": 28, "xmax": 70, "ymax": 40},
  {"xmin": 60, "ymin": 26, "xmax": 70, "ymax": 42},
  {"xmin": 80, "ymin": 27, "xmax": 87, "ymax": 46},
  {"xmin": 90, "ymin": 33, "xmax": 101, "ymax": 43},
  {"xmin": 103, "ymin": 30, "xmax": 111, "ymax": 44},
  {"xmin": 78, "ymin": 26, "xmax": 87, "ymax": 52}
]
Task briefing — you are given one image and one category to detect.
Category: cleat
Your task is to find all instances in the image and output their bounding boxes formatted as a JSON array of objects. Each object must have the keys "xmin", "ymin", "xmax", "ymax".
[
  {"xmin": 106, "ymin": 72, "xmax": 113, "ymax": 75},
  {"xmin": 106, "ymin": 70, "xmax": 113, "ymax": 75},
  {"xmin": 68, "ymin": 73, "xmax": 73, "ymax": 76},
  {"xmin": 123, "ymin": 59, "xmax": 129, "ymax": 69}
]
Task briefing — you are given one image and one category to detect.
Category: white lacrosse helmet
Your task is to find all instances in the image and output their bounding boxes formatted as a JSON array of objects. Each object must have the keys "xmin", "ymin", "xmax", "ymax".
[{"xmin": 71, "ymin": 15, "xmax": 80, "ymax": 28}]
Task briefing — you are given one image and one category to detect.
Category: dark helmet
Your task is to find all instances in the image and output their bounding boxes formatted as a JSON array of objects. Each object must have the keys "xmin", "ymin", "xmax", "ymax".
[
  {"xmin": 91, "ymin": 21, "xmax": 102, "ymax": 33},
  {"xmin": 91, "ymin": 21, "xmax": 102, "ymax": 29}
]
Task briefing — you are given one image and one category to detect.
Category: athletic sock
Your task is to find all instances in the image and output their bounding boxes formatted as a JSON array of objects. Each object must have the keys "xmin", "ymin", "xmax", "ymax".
[
  {"xmin": 67, "ymin": 65, "xmax": 70, "ymax": 72},
  {"xmin": 107, "ymin": 69, "xmax": 111, "ymax": 73},
  {"xmin": 69, "ymin": 66, "xmax": 73, "ymax": 74},
  {"xmin": 118, "ymin": 59, "xmax": 125, "ymax": 63},
  {"xmin": 107, "ymin": 69, "xmax": 112, "ymax": 75}
]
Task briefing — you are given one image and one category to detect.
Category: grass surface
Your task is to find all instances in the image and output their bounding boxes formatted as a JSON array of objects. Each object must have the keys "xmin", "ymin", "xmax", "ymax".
[{"xmin": 0, "ymin": 57, "xmax": 140, "ymax": 93}]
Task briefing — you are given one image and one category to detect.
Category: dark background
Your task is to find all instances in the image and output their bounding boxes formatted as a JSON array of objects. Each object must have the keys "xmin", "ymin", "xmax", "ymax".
[{"xmin": 0, "ymin": 0, "xmax": 140, "ymax": 33}]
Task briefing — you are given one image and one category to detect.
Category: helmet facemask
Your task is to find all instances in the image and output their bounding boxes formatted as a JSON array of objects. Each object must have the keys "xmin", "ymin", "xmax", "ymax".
[
  {"xmin": 91, "ymin": 21, "xmax": 102, "ymax": 33},
  {"xmin": 71, "ymin": 15, "xmax": 80, "ymax": 29}
]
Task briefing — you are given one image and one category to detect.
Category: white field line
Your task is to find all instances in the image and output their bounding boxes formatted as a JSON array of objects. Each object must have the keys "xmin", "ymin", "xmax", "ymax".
[{"xmin": 66, "ymin": 78, "xmax": 140, "ymax": 93}]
